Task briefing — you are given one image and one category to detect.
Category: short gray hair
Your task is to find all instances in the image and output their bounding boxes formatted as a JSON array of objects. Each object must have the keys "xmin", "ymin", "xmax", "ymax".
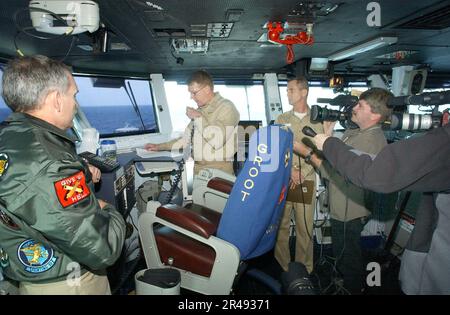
[
  {"xmin": 187, "ymin": 70, "xmax": 214, "ymax": 90},
  {"xmin": 2, "ymin": 55, "xmax": 71, "ymax": 112}
]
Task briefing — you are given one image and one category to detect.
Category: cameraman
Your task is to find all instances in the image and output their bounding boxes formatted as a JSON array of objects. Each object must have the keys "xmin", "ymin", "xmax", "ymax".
[
  {"xmin": 295, "ymin": 88, "xmax": 393, "ymax": 294},
  {"xmin": 311, "ymin": 123, "xmax": 450, "ymax": 294}
]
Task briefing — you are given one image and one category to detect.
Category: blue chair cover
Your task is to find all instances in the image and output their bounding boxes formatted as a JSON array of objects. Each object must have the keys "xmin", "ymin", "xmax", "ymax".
[{"xmin": 217, "ymin": 125, "xmax": 293, "ymax": 260}]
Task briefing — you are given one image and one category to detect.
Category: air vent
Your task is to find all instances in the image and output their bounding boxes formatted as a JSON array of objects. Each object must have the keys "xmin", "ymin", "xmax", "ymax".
[
  {"xmin": 395, "ymin": 4, "xmax": 450, "ymax": 30},
  {"xmin": 153, "ymin": 28, "xmax": 186, "ymax": 37},
  {"xmin": 191, "ymin": 24, "xmax": 207, "ymax": 37}
]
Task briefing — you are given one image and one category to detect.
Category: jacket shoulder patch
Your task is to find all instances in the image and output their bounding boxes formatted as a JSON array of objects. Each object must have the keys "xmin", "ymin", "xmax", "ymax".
[
  {"xmin": 17, "ymin": 239, "xmax": 57, "ymax": 273},
  {"xmin": 54, "ymin": 171, "xmax": 91, "ymax": 208},
  {"xmin": 0, "ymin": 153, "xmax": 9, "ymax": 178}
]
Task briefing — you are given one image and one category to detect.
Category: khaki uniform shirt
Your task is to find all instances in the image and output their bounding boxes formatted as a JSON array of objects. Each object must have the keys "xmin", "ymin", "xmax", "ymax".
[
  {"xmin": 320, "ymin": 125, "xmax": 387, "ymax": 221},
  {"xmin": 275, "ymin": 109, "xmax": 324, "ymax": 181},
  {"xmin": 159, "ymin": 92, "xmax": 240, "ymax": 174}
]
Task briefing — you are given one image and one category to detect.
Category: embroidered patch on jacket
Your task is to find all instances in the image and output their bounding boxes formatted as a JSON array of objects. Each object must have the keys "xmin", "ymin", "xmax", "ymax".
[
  {"xmin": 284, "ymin": 150, "xmax": 290, "ymax": 168},
  {"xmin": 0, "ymin": 153, "xmax": 9, "ymax": 178},
  {"xmin": 17, "ymin": 239, "xmax": 57, "ymax": 273},
  {"xmin": 54, "ymin": 171, "xmax": 90, "ymax": 208}
]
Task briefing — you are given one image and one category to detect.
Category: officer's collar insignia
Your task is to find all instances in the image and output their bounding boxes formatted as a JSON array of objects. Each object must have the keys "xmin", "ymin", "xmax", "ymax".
[
  {"xmin": 17, "ymin": 239, "xmax": 57, "ymax": 273},
  {"xmin": 0, "ymin": 153, "xmax": 9, "ymax": 178},
  {"xmin": 54, "ymin": 171, "xmax": 91, "ymax": 208},
  {"xmin": 284, "ymin": 150, "xmax": 290, "ymax": 168}
]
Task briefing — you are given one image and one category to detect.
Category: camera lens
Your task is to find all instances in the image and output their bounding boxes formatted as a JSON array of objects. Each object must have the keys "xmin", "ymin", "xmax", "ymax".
[
  {"xmin": 390, "ymin": 113, "xmax": 434, "ymax": 131},
  {"xmin": 310, "ymin": 105, "xmax": 344, "ymax": 123},
  {"xmin": 310, "ymin": 105, "xmax": 322, "ymax": 122}
]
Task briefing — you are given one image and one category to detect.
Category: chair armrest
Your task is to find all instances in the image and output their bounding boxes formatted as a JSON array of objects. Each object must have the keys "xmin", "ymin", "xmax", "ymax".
[
  {"xmin": 207, "ymin": 177, "xmax": 233, "ymax": 195},
  {"xmin": 156, "ymin": 204, "xmax": 219, "ymax": 238}
]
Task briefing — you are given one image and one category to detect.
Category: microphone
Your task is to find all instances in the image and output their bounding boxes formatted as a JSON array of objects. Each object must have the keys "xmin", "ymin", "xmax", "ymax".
[
  {"xmin": 317, "ymin": 95, "xmax": 359, "ymax": 106},
  {"xmin": 387, "ymin": 90, "xmax": 450, "ymax": 107},
  {"xmin": 302, "ymin": 126, "xmax": 317, "ymax": 137}
]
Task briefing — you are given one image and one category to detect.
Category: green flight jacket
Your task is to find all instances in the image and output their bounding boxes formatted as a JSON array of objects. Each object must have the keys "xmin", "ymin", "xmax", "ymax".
[{"xmin": 0, "ymin": 113, "xmax": 125, "ymax": 283}]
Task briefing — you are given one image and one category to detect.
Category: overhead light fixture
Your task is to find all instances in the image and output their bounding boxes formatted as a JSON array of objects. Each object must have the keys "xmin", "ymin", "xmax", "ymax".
[
  {"xmin": 171, "ymin": 38, "xmax": 209, "ymax": 54},
  {"xmin": 328, "ymin": 36, "xmax": 398, "ymax": 61}
]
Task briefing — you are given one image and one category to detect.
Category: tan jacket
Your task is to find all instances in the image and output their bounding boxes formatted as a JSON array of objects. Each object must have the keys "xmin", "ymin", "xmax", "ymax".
[
  {"xmin": 275, "ymin": 108, "xmax": 324, "ymax": 181},
  {"xmin": 320, "ymin": 125, "xmax": 387, "ymax": 221},
  {"xmin": 159, "ymin": 92, "xmax": 240, "ymax": 174}
]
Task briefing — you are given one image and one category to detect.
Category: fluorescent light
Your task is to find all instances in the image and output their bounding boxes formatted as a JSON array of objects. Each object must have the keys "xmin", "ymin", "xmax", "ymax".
[{"xmin": 328, "ymin": 36, "xmax": 398, "ymax": 61}]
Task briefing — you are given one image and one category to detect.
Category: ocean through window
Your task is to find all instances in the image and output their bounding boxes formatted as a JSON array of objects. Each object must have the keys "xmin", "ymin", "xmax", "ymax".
[{"xmin": 73, "ymin": 75, "xmax": 158, "ymax": 136}]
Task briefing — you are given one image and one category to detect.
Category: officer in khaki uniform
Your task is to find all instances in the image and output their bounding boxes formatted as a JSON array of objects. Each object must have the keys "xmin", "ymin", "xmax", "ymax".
[
  {"xmin": 274, "ymin": 76, "xmax": 323, "ymax": 274},
  {"xmin": 0, "ymin": 55, "xmax": 126, "ymax": 294},
  {"xmin": 145, "ymin": 70, "xmax": 240, "ymax": 175}
]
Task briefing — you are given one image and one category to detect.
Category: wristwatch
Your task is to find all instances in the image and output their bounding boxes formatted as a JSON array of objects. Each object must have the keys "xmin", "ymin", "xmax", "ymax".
[{"xmin": 304, "ymin": 150, "xmax": 314, "ymax": 164}]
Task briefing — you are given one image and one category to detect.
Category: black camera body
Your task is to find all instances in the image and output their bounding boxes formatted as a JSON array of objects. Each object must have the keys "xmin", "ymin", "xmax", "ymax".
[
  {"xmin": 310, "ymin": 105, "xmax": 347, "ymax": 123},
  {"xmin": 310, "ymin": 105, "xmax": 358, "ymax": 129},
  {"xmin": 310, "ymin": 94, "xmax": 359, "ymax": 129}
]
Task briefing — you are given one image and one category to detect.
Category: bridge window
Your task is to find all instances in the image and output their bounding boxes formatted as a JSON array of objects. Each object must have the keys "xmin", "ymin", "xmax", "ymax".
[
  {"xmin": 73, "ymin": 75, "xmax": 158, "ymax": 137},
  {"xmin": 164, "ymin": 81, "xmax": 266, "ymax": 132},
  {"xmin": 0, "ymin": 69, "xmax": 159, "ymax": 137}
]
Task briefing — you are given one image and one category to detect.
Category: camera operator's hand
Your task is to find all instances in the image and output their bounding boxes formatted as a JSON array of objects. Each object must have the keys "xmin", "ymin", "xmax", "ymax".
[
  {"xmin": 323, "ymin": 121, "xmax": 336, "ymax": 136},
  {"xmin": 313, "ymin": 134, "xmax": 330, "ymax": 151},
  {"xmin": 293, "ymin": 141, "xmax": 311, "ymax": 157}
]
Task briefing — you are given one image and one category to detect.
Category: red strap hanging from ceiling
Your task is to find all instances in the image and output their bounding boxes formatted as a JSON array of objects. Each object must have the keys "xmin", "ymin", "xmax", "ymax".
[{"xmin": 267, "ymin": 21, "xmax": 314, "ymax": 64}]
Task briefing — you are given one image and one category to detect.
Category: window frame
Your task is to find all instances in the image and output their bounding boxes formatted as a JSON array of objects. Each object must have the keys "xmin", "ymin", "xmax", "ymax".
[
  {"xmin": 72, "ymin": 72, "xmax": 160, "ymax": 138},
  {"xmin": 163, "ymin": 79, "xmax": 267, "ymax": 132}
]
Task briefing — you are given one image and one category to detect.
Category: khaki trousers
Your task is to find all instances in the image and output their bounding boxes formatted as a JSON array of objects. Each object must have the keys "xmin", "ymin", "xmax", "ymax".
[
  {"xmin": 275, "ymin": 200, "xmax": 315, "ymax": 273},
  {"xmin": 19, "ymin": 271, "xmax": 111, "ymax": 295}
]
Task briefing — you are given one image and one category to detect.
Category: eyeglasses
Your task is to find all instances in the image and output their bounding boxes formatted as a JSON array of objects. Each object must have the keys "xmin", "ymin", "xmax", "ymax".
[{"xmin": 189, "ymin": 85, "xmax": 207, "ymax": 97}]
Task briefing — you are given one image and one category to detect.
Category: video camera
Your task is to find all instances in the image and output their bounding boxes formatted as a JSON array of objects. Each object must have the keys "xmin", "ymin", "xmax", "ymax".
[
  {"xmin": 310, "ymin": 94, "xmax": 359, "ymax": 129},
  {"xmin": 387, "ymin": 90, "xmax": 450, "ymax": 131}
]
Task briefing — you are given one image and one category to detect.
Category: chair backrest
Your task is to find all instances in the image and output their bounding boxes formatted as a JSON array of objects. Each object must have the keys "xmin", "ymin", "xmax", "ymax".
[{"xmin": 217, "ymin": 125, "xmax": 293, "ymax": 260}]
